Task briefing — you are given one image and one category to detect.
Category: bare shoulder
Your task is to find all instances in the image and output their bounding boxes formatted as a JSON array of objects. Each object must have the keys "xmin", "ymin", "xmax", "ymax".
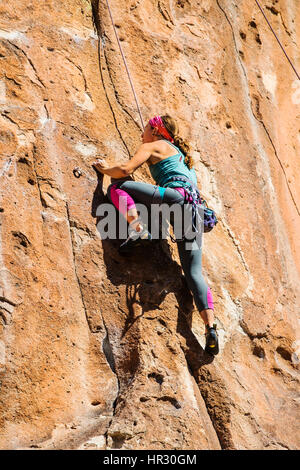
[
  {"xmin": 154, "ymin": 139, "xmax": 173, "ymax": 154},
  {"xmin": 145, "ymin": 140, "xmax": 177, "ymax": 165},
  {"xmin": 137, "ymin": 140, "xmax": 165, "ymax": 152}
]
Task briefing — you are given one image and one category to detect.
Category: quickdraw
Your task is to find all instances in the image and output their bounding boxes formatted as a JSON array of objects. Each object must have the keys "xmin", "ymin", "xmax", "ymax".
[
  {"xmin": 73, "ymin": 166, "xmax": 96, "ymax": 184},
  {"xmin": 73, "ymin": 167, "xmax": 82, "ymax": 178}
]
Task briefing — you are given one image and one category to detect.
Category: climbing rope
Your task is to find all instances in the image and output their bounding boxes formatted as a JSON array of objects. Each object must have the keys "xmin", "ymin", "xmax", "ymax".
[
  {"xmin": 254, "ymin": 0, "xmax": 300, "ymax": 80},
  {"xmin": 104, "ymin": 0, "xmax": 145, "ymax": 130},
  {"xmin": 74, "ymin": 1, "xmax": 299, "ymax": 187},
  {"xmin": 103, "ymin": 0, "xmax": 299, "ymax": 131},
  {"xmin": 99, "ymin": 0, "xmax": 300, "ymax": 130}
]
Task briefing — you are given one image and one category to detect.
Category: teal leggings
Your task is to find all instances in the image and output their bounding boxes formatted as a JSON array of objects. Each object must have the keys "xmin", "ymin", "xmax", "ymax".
[{"xmin": 107, "ymin": 179, "xmax": 214, "ymax": 312}]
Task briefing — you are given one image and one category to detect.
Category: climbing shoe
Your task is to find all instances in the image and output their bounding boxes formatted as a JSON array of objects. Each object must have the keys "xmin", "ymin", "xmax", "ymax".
[
  {"xmin": 205, "ymin": 324, "xmax": 219, "ymax": 356},
  {"xmin": 118, "ymin": 226, "xmax": 152, "ymax": 256}
]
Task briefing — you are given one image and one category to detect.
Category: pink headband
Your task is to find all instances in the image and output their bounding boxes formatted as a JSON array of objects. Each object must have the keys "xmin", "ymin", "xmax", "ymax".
[{"xmin": 149, "ymin": 115, "xmax": 174, "ymax": 143}]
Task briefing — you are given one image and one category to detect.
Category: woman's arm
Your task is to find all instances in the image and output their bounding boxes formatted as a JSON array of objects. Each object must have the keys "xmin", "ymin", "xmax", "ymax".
[{"xmin": 93, "ymin": 143, "xmax": 153, "ymax": 177}]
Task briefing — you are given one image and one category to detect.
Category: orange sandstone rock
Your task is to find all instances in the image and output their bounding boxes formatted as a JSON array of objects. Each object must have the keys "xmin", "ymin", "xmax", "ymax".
[{"xmin": 0, "ymin": 0, "xmax": 299, "ymax": 450}]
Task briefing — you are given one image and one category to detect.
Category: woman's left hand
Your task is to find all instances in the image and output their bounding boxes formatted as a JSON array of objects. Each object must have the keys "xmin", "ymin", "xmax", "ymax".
[{"xmin": 92, "ymin": 158, "xmax": 109, "ymax": 173}]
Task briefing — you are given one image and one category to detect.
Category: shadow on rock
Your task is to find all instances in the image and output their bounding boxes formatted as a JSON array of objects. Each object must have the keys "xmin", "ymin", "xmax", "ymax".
[{"xmin": 91, "ymin": 172, "xmax": 214, "ymax": 369}]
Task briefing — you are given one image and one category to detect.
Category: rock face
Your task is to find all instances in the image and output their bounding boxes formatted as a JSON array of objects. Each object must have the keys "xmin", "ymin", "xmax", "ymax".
[{"xmin": 0, "ymin": 0, "xmax": 299, "ymax": 450}]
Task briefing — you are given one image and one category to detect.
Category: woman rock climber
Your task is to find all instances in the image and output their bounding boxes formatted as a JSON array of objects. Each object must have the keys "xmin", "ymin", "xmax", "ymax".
[{"xmin": 92, "ymin": 114, "xmax": 219, "ymax": 355}]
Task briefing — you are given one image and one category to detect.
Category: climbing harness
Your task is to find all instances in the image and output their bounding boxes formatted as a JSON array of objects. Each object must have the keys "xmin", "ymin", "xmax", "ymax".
[
  {"xmin": 255, "ymin": 0, "xmax": 300, "ymax": 81},
  {"xmin": 160, "ymin": 176, "xmax": 218, "ymax": 243},
  {"xmin": 164, "ymin": 176, "xmax": 218, "ymax": 235}
]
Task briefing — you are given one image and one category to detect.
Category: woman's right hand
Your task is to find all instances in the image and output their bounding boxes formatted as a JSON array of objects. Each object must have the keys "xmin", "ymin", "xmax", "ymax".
[{"xmin": 92, "ymin": 158, "xmax": 109, "ymax": 173}]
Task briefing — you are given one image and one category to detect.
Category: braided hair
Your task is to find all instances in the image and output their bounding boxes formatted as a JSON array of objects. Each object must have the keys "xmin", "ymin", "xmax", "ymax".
[{"xmin": 160, "ymin": 114, "xmax": 194, "ymax": 169}]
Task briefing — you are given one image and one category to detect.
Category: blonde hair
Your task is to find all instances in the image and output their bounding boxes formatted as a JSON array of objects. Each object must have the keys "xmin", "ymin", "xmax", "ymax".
[{"xmin": 160, "ymin": 114, "xmax": 194, "ymax": 169}]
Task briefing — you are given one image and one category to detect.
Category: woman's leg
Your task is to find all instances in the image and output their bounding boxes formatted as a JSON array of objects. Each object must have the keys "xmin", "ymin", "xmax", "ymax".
[
  {"xmin": 177, "ymin": 237, "xmax": 218, "ymax": 354},
  {"xmin": 109, "ymin": 181, "xmax": 216, "ymax": 326},
  {"xmin": 176, "ymin": 238, "xmax": 215, "ymax": 330},
  {"xmin": 107, "ymin": 180, "xmax": 185, "ymax": 233},
  {"xmin": 107, "ymin": 179, "xmax": 218, "ymax": 351},
  {"xmin": 108, "ymin": 182, "xmax": 144, "ymax": 232}
]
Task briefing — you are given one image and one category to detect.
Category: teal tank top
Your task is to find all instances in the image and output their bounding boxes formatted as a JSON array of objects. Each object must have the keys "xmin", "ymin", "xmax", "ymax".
[{"xmin": 149, "ymin": 140, "xmax": 197, "ymax": 189}]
